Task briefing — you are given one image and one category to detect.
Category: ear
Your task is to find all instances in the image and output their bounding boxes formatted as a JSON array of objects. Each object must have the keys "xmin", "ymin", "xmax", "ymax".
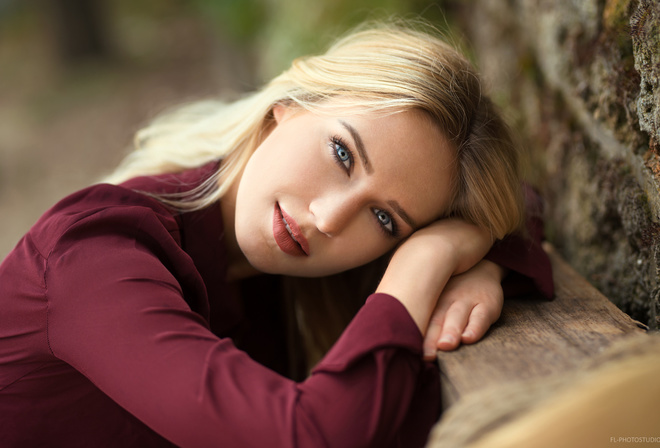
[
  {"xmin": 272, "ymin": 103, "xmax": 286, "ymax": 124},
  {"xmin": 272, "ymin": 103, "xmax": 295, "ymax": 124}
]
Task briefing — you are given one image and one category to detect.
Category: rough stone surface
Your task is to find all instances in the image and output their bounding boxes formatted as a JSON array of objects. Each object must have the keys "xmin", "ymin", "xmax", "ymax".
[
  {"xmin": 633, "ymin": 0, "xmax": 660, "ymax": 148},
  {"xmin": 449, "ymin": 0, "xmax": 660, "ymax": 328}
]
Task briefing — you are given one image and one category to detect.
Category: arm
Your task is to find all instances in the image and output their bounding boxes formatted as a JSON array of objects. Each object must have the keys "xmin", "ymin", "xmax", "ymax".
[
  {"xmin": 423, "ymin": 185, "xmax": 554, "ymax": 354},
  {"xmin": 375, "ymin": 219, "xmax": 494, "ymax": 336},
  {"xmin": 45, "ymin": 198, "xmax": 438, "ymax": 448}
]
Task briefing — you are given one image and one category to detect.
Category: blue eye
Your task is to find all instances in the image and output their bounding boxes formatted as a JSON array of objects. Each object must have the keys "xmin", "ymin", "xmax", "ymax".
[
  {"xmin": 331, "ymin": 137, "xmax": 352, "ymax": 172},
  {"xmin": 373, "ymin": 208, "xmax": 395, "ymax": 234},
  {"xmin": 337, "ymin": 147, "xmax": 350, "ymax": 162}
]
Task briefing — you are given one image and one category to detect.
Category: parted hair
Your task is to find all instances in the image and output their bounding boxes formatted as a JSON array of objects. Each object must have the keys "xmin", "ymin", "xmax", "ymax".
[{"xmin": 105, "ymin": 20, "xmax": 525, "ymax": 370}]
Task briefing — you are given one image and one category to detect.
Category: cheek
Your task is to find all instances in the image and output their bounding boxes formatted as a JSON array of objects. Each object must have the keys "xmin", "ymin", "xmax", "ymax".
[
  {"xmin": 264, "ymin": 144, "xmax": 324, "ymax": 189},
  {"xmin": 290, "ymin": 145, "xmax": 327, "ymax": 178},
  {"xmin": 335, "ymin": 224, "xmax": 396, "ymax": 267}
]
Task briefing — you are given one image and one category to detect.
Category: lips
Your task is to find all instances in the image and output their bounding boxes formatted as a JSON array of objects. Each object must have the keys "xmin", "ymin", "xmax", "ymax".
[{"xmin": 273, "ymin": 203, "xmax": 310, "ymax": 257}]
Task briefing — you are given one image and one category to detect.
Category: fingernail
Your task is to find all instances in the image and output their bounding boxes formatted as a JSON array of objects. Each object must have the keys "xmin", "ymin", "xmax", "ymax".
[
  {"xmin": 462, "ymin": 330, "xmax": 474, "ymax": 339},
  {"xmin": 439, "ymin": 335, "xmax": 455, "ymax": 346}
]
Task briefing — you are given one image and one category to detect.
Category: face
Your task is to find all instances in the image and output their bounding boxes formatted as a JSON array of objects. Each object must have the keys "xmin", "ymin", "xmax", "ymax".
[{"xmin": 231, "ymin": 103, "xmax": 455, "ymax": 277}]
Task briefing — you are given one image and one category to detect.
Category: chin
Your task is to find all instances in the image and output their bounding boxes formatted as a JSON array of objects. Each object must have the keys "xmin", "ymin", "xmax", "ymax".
[{"xmin": 241, "ymin": 252, "xmax": 278, "ymax": 275}]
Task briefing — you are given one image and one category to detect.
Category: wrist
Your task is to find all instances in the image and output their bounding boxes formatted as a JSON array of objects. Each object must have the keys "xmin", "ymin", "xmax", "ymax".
[
  {"xmin": 478, "ymin": 259, "xmax": 508, "ymax": 282},
  {"xmin": 376, "ymin": 242, "xmax": 455, "ymax": 333}
]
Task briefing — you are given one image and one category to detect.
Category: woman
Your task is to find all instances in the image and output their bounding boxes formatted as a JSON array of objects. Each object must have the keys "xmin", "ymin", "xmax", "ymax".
[{"xmin": 0, "ymin": 22, "xmax": 552, "ymax": 447}]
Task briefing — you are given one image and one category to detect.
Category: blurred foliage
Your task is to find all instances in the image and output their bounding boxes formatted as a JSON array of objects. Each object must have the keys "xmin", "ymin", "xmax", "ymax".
[
  {"xmin": 186, "ymin": 0, "xmax": 456, "ymax": 80},
  {"xmin": 190, "ymin": 0, "xmax": 268, "ymax": 41},
  {"xmin": 0, "ymin": 0, "xmax": 458, "ymax": 87}
]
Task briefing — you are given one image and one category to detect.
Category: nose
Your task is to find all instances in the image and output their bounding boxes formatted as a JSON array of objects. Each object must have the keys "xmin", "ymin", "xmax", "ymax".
[{"xmin": 309, "ymin": 191, "xmax": 360, "ymax": 237}]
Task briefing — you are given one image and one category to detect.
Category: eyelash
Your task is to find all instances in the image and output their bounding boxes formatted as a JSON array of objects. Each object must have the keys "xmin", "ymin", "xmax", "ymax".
[{"xmin": 329, "ymin": 136, "xmax": 399, "ymax": 238}]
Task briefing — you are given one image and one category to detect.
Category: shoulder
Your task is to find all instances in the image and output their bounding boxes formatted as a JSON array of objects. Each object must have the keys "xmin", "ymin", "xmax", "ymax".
[
  {"xmin": 29, "ymin": 183, "xmax": 180, "ymax": 259},
  {"xmin": 119, "ymin": 161, "xmax": 220, "ymax": 196},
  {"xmin": 18, "ymin": 161, "xmax": 220, "ymax": 268}
]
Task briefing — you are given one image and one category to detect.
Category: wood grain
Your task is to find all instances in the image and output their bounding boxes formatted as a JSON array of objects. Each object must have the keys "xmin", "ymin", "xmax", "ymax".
[{"xmin": 436, "ymin": 244, "xmax": 646, "ymax": 409}]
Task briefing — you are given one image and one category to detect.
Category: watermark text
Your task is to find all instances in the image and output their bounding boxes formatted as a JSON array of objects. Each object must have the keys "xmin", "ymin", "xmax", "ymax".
[{"xmin": 610, "ymin": 436, "xmax": 660, "ymax": 444}]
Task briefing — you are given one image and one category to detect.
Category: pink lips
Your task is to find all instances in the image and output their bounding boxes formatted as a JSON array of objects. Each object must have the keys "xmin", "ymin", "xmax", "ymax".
[{"xmin": 273, "ymin": 203, "xmax": 310, "ymax": 257}]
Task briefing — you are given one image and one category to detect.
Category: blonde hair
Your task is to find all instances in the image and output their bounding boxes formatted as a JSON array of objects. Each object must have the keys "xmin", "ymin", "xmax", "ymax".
[
  {"xmin": 106, "ymin": 21, "xmax": 526, "ymax": 370},
  {"xmin": 106, "ymin": 20, "xmax": 523, "ymax": 239}
]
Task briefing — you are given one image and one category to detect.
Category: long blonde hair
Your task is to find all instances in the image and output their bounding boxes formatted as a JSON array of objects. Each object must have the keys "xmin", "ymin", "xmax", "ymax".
[
  {"xmin": 106, "ymin": 20, "xmax": 523, "ymax": 239},
  {"xmin": 106, "ymin": 20, "xmax": 525, "ymax": 370}
]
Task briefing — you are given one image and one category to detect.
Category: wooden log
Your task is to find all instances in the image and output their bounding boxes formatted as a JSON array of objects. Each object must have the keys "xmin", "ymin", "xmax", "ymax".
[{"xmin": 436, "ymin": 243, "xmax": 646, "ymax": 409}]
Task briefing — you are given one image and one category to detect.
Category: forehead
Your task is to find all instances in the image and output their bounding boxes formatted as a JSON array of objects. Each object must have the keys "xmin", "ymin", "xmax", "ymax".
[{"xmin": 340, "ymin": 108, "xmax": 456, "ymax": 227}]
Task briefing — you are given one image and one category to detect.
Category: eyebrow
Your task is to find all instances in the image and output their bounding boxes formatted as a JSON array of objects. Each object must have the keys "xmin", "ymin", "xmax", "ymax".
[
  {"xmin": 388, "ymin": 200, "xmax": 418, "ymax": 230},
  {"xmin": 339, "ymin": 120, "xmax": 418, "ymax": 231}
]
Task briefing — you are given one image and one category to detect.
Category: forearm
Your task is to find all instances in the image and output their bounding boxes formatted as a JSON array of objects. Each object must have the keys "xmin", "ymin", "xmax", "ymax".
[
  {"xmin": 375, "ymin": 219, "xmax": 493, "ymax": 335},
  {"xmin": 376, "ymin": 242, "xmax": 456, "ymax": 334},
  {"xmin": 301, "ymin": 294, "xmax": 439, "ymax": 447}
]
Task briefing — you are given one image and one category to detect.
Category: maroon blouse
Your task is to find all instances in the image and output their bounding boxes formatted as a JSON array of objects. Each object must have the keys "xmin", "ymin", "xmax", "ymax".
[{"xmin": 0, "ymin": 164, "xmax": 553, "ymax": 447}]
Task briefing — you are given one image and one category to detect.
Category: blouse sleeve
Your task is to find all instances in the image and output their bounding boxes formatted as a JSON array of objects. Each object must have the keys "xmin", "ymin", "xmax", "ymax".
[
  {"xmin": 484, "ymin": 184, "xmax": 554, "ymax": 299},
  {"xmin": 44, "ymin": 197, "xmax": 438, "ymax": 448}
]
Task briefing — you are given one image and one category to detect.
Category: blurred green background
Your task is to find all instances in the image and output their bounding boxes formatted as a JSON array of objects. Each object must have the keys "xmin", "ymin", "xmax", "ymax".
[{"xmin": 0, "ymin": 0, "xmax": 458, "ymax": 257}]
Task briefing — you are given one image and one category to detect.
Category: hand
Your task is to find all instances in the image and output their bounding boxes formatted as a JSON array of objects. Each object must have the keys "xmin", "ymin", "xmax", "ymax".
[
  {"xmin": 376, "ymin": 219, "xmax": 493, "ymax": 335},
  {"xmin": 422, "ymin": 259, "xmax": 505, "ymax": 360}
]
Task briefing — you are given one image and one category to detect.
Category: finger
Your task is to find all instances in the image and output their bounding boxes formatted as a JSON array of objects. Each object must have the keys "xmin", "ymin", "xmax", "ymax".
[
  {"xmin": 436, "ymin": 302, "xmax": 471, "ymax": 351},
  {"xmin": 423, "ymin": 299, "xmax": 452, "ymax": 360},
  {"xmin": 461, "ymin": 305, "xmax": 500, "ymax": 345},
  {"xmin": 423, "ymin": 318, "xmax": 443, "ymax": 361}
]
